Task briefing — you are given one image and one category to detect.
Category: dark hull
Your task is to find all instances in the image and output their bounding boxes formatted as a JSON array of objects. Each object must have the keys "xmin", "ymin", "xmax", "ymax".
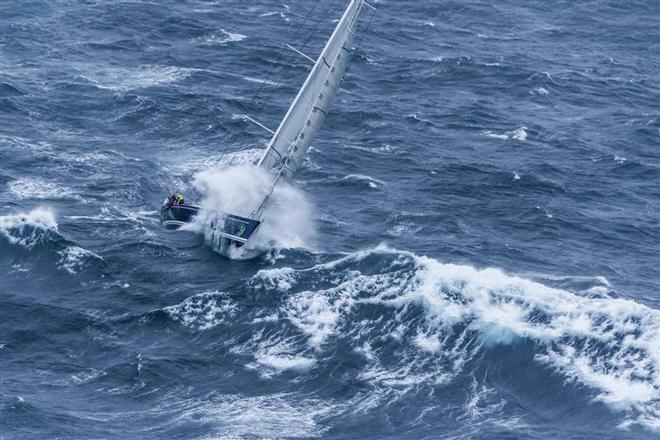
[
  {"xmin": 160, "ymin": 204, "xmax": 200, "ymax": 230},
  {"xmin": 160, "ymin": 205, "xmax": 261, "ymax": 248}
]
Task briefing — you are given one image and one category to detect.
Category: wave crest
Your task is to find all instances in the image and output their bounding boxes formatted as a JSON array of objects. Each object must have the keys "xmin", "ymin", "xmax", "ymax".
[
  {"xmin": 0, "ymin": 208, "xmax": 59, "ymax": 249},
  {"xmin": 254, "ymin": 246, "xmax": 660, "ymax": 430}
]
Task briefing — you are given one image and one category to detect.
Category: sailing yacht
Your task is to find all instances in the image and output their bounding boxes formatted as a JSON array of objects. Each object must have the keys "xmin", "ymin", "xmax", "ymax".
[{"xmin": 160, "ymin": 0, "xmax": 372, "ymax": 247}]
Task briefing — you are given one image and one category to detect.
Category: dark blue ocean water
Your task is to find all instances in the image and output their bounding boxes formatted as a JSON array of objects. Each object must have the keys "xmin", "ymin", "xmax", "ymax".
[{"xmin": 1, "ymin": 0, "xmax": 659, "ymax": 438}]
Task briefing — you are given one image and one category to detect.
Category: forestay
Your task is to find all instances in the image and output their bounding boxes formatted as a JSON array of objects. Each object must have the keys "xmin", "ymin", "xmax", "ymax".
[{"xmin": 257, "ymin": 0, "xmax": 365, "ymax": 180}]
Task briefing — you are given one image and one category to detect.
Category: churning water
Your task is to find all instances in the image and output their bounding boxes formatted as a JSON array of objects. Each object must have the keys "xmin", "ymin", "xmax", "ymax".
[{"xmin": 1, "ymin": 0, "xmax": 659, "ymax": 438}]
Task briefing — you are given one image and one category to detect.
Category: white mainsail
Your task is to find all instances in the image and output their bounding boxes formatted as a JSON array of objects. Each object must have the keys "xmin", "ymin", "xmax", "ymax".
[
  {"xmin": 252, "ymin": 0, "xmax": 366, "ymax": 218},
  {"xmin": 162, "ymin": 0, "xmax": 372, "ymax": 249}
]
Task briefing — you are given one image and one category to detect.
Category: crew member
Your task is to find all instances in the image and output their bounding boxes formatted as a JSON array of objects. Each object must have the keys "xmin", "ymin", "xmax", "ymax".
[{"xmin": 177, "ymin": 193, "xmax": 185, "ymax": 205}]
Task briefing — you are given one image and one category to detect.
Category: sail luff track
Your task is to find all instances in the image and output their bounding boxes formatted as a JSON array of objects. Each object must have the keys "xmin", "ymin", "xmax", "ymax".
[
  {"xmin": 257, "ymin": 0, "xmax": 364, "ymax": 175},
  {"xmin": 252, "ymin": 0, "xmax": 365, "ymax": 219}
]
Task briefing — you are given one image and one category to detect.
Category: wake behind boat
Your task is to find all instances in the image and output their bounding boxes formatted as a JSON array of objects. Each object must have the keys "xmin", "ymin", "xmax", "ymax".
[{"xmin": 160, "ymin": 0, "xmax": 374, "ymax": 250}]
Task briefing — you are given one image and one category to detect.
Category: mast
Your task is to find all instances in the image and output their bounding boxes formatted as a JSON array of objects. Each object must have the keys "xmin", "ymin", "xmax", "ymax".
[{"xmin": 253, "ymin": 0, "xmax": 366, "ymax": 218}]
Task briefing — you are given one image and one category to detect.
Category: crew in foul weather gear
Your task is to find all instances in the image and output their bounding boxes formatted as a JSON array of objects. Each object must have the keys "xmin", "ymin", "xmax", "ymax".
[{"xmin": 177, "ymin": 193, "xmax": 185, "ymax": 205}]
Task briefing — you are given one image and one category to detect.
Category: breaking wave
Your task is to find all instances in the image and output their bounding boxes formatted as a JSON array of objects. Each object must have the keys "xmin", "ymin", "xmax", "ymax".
[
  {"xmin": 249, "ymin": 246, "xmax": 660, "ymax": 431},
  {"xmin": 164, "ymin": 291, "xmax": 237, "ymax": 331},
  {"xmin": 483, "ymin": 127, "xmax": 528, "ymax": 141},
  {"xmin": 0, "ymin": 208, "xmax": 59, "ymax": 249}
]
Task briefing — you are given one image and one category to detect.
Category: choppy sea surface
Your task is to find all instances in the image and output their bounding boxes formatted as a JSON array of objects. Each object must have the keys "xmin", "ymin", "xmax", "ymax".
[{"xmin": 1, "ymin": 0, "xmax": 659, "ymax": 438}]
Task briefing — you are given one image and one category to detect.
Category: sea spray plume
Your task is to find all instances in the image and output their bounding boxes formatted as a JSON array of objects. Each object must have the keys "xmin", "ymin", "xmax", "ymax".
[
  {"xmin": 252, "ymin": 182, "xmax": 315, "ymax": 251},
  {"xmin": 188, "ymin": 165, "xmax": 315, "ymax": 257}
]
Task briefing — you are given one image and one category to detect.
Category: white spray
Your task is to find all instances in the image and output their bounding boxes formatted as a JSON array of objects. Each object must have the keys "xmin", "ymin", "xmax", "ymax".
[{"xmin": 186, "ymin": 165, "xmax": 315, "ymax": 258}]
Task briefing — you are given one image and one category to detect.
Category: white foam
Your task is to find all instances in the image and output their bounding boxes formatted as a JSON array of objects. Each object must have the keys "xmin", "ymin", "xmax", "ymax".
[
  {"xmin": 57, "ymin": 246, "xmax": 103, "ymax": 274},
  {"xmin": 188, "ymin": 165, "xmax": 315, "ymax": 256},
  {"xmin": 387, "ymin": 221, "xmax": 423, "ymax": 237},
  {"xmin": 285, "ymin": 291, "xmax": 343, "ymax": 350},
  {"xmin": 483, "ymin": 131, "xmax": 509, "ymax": 140},
  {"xmin": 342, "ymin": 174, "xmax": 385, "ymax": 189},
  {"xmin": 0, "ymin": 134, "xmax": 53, "ymax": 154},
  {"xmin": 252, "ymin": 267, "xmax": 296, "ymax": 291},
  {"xmin": 460, "ymin": 379, "xmax": 506, "ymax": 421},
  {"xmin": 483, "ymin": 127, "xmax": 527, "ymax": 141},
  {"xmin": 0, "ymin": 208, "xmax": 58, "ymax": 248},
  {"xmin": 511, "ymin": 127, "xmax": 528, "ymax": 141},
  {"xmin": 79, "ymin": 64, "xmax": 192, "ymax": 91},
  {"xmin": 256, "ymin": 354, "xmax": 316, "ymax": 372},
  {"xmin": 204, "ymin": 29, "xmax": 246, "ymax": 45},
  {"xmin": 242, "ymin": 76, "xmax": 279, "ymax": 86},
  {"xmin": 164, "ymin": 291, "xmax": 236, "ymax": 330},
  {"xmin": 414, "ymin": 332, "xmax": 442, "ymax": 353},
  {"xmin": 177, "ymin": 393, "xmax": 325, "ymax": 438},
  {"xmin": 70, "ymin": 368, "xmax": 107, "ymax": 385},
  {"xmin": 251, "ymin": 314, "xmax": 279, "ymax": 324},
  {"xmin": 7, "ymin": 178, "xmax": 80, "ymax": 201},
  {"xmin": 271, "ymin": 246, "xmax": 660, "ymax": 430},
  {"xmin": 406, "ymin": 113, "xmax": 432, "ymax": 124},
  {"xmin": 168, "ymin": 148, "xmax": 263, "ymax": 178}
]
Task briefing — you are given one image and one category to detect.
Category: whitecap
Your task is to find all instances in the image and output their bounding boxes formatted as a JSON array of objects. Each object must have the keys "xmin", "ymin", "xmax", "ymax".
[
  {"xmin": 0, "ymin": 208, "xmax": 58, "ymax": 248},
  {"xmin": 483, "ymin": 131, "xmax": 509, "ymax": 140},
  {"xmin": 483, "ymin": 127, "xmax": 527, "ymax": 141},
  {"xmin": 79, "ymin": 64, "xmax": 192, "ymax": 91},
  {"xmin": 251, "ymin": 267, "xmax": 296, "ymax": 291},
  {"xmin": 57, "ymin": 246, "xmax": 103, "ymax": 274},
  {"xmin": 386, "ymin": 221, "xmax": 422, "ymax": 237},
  {"xmin": 255, "ymin": 354, "xmax": 316, "ymax": 372},
  {"xmin": 164, "ymin": 291, "xmax": 237, "ymax": 330},
  {"xmin": 7, "ymin": 178, "xmax": 81, "ymax": 201},
  {"xmin": 414, "ymin": 332, "xmax": 442, "ymax": 353},
  {"xmin": 203, "ymin": 28, "xmax": 247, "ymax": 45},
  {"xmin": 176, "ymin": 393, "xmax": 325, "ymax": 438},
  {"xmin": 284, "ymin": 289, "xmax": 349, "ymax": 350},
  {"xmin": 532, "ymin": 86, "xmax": 549, "ymax": 95},
  {"xmin": 510, "ymin": 127, "xmax": 528, "ymax": 141},
  {"xmin": 242, "ymin": 76, "xmax": 279, "ymax": 86},
  {"xmin": 341, "ymin": 173, "xmax": 385, "ymax": 189},
  {"xmin": 269, "ymin": 246, "xmax": 660, "ymax": 430}
]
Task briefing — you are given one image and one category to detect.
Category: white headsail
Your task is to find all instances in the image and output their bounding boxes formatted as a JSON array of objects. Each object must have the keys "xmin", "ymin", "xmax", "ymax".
[{"xmin": 256, "ymin": 0, "xmax": 366, "ymax": 190}]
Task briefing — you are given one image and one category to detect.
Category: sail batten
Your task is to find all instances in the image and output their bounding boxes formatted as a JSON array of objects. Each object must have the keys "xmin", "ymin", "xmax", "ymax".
[
  {"xmin": 256, "ymin": 0, "xmax": 365, "ymax": 184},
  {"xmin": 160, "ymin": 0, "xmax": 369, "ymax": 248}
]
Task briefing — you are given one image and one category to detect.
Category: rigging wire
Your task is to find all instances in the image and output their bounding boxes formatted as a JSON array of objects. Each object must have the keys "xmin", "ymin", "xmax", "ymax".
[
  {"xmin": 250, "ymin": 1, "xmax": 377, "ymax": 219},
  {"xmin": 216, "ymin": 1, "xmax": 342, "ymax": 164},
  {"xmin": 356, "ymin": 2, "xmax": 376, "ymax": 50},
  {"xmin": 219, "ymin": 0, "xmax": 334, "ymax": 160}
]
